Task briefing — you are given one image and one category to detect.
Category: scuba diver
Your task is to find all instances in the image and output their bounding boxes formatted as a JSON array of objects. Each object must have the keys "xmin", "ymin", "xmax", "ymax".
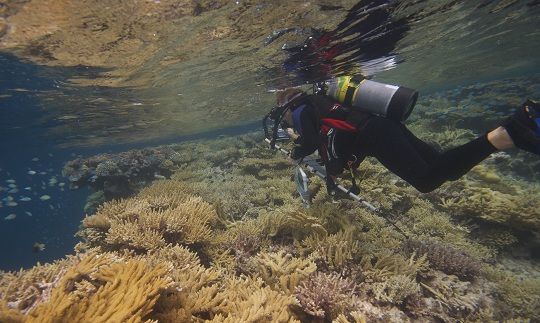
[{"xmin": 264, "ymin": 78, "xmax": 539, "ymax": 195}]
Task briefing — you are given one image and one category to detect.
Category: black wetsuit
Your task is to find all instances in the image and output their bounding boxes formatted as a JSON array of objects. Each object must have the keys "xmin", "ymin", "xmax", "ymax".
[{"xmin": 289, "ymin": 96, "xmax": 498, "ymax": 193}]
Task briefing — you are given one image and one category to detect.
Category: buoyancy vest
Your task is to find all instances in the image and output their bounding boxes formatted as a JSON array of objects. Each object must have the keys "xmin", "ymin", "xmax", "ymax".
[{"xmin": 294, "ymin": 94, "xmax": 373, "ymax": 184}]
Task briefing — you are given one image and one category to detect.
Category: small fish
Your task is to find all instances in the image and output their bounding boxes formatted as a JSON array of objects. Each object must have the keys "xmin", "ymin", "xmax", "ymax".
[
  {"xmin": 31, "ymin": 158, "xmax": 39, "ymax": 162},
  {"xmin": 58, "ymin": 182, "xmax": 65, "ymax": 187},
  {"xmin": 27, "ymin": 170, "xmax": 37, "ymax": 175},
  {"xmin": 6, "ymin": 179, "xmax": 16, "ymax": 184},
  {"xmin": 8, "ymin": 184, "xmax": 17, "ymax": 188},
  {"xmin": 8, "ymin": 188, "xmax": 19, "ymax": 194},
  {"xmin": 39, "ymin": 171, "xmax": 47, "ymax": 175},
  {"xmin": 6, "ymin": 201, "xmax": 18, "ymax": 207},
  {"xmin": 24, "ymin": 187, "xmax": 32, "ymax": 191},
  {"xmin": 4, "ymin": 214, "xmax": 16, "ymax": 220},
  {"xmin": 25, "ymin": 211, "xmax": 32, "ymax": 216},
  {"xmin": 19, "ymin": 197, "xmax": 31, "ymax": 202},
  {"xmin": 39, "ymin": 195, "xmax": 51, "ymax": 201},
  {"xmin": 33, "ymin": 242, "xmax": 45, "ymax": 253}
]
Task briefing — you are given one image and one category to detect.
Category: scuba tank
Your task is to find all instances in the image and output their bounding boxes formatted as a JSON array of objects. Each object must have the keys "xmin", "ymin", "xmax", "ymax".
[{"xmin": 325, "ymin": 76, "xmax": 418, "ymax": 122}]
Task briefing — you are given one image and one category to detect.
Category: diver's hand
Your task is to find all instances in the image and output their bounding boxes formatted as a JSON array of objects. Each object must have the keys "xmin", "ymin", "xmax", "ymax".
[
  {"xmin": 286, "ymin": 128, "xmax": 299, "ymax": 141},
  {"xmin": 288, "ymin": 148, "xmax": 301, "ymax": 165},
  {"xmin": 288, "ymin": 155, "xmax": 300, "ymax": 165}
]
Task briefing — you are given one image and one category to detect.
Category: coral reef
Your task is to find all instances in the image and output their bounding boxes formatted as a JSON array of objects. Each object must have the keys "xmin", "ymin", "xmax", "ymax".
[
  {"xmin": 4, "ymin": 88, "xmax": 540, "ymax": 323},
  {"xmin": 62, "ymin": 145, "xmax": 181, "ymax": 199}
]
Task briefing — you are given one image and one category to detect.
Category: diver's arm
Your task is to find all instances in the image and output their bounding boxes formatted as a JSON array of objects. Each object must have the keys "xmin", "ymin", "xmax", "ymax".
[{"xmin": 290, "ymin": 106, "xmax": 319, "ymax": 160}]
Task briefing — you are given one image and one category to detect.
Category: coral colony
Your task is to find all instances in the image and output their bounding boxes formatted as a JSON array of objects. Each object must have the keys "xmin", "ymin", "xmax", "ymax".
[{"xmin": 1, "ymin": 78, "xmax": 540, "ymax": 321}]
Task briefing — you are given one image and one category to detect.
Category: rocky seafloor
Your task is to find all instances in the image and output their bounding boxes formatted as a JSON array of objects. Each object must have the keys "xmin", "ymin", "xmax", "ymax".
[{"xmin": 1, "ymin": 75, "xmax": 539, "ymax": 322}]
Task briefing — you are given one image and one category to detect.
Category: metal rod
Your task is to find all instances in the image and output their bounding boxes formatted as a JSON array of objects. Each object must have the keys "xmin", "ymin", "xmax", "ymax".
[{"xmin": 265, "ymin": 138, "xmax": 377, "ymax": 211}]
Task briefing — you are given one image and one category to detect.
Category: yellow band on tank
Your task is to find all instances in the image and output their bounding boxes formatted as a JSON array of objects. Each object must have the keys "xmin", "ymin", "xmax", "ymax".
[{"xmin": 333, "ymin": 76, "xmax": 362, "ymax": 103}]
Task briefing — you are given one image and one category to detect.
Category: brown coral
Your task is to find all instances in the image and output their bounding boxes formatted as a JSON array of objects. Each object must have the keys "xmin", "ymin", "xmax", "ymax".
[
  {"xmin": 403, "ymin": 238, "xmax": 481, "ymax": 278},
  {"xmin": 294, "ymin": 272, "xmax": 357, "ymax": 320}
]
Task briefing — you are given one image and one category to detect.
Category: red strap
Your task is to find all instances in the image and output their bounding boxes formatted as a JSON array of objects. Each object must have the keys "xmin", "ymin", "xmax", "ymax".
[{"xmin": 321, "ymin": 118, "xmax": 357, "ymax": 132}]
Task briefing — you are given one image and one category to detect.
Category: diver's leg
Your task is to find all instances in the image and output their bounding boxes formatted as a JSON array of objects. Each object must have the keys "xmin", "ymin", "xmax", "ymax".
[{"xmin": 357, "ymin": 117, "xmax": 497, "ymax": 192}]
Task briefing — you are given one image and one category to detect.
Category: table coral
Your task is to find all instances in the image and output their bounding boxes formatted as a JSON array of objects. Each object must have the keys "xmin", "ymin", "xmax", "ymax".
[{"xmin": 79, "ymin": 181, "xmax": 218, "ymax": 252}]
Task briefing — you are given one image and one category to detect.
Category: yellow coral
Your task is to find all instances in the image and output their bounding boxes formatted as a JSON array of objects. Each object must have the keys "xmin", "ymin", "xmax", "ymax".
[
  {"xmin": 21, "ymin": 253, "xmax": 170, "ymax": 322},
  {"xmin": 79, "ymin": 185, "xmax": 218, "ymax": 251},
  {"xmin": 209, "ymin": 276, "xmax": 300, "ymax": 323},
  {"xmin": 302, "ymin": 230, "xmax": 360, "ymax": 269},
  {"xmin": 250, "ymin": 251, "xmax": 317, "ymax": 295}
]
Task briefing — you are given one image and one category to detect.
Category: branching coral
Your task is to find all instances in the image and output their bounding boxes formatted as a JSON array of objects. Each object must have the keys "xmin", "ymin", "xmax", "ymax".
[
  {"xmin": 415, "ymin": 272, "xmax": 495, "ymax": 321},
  {"xmin": 0, "ymin": 258, "xmax": 76, "ymax": 316},
  {"xmin": 371, "ymin": 274, "xmax": 420, "ymax": 305},
  {"xmin": 207, "ymin": 277, "xmax": 300, "ymax": 323},
  {"xmin": 359, "ymin": 252, "xmax": 429, "ymax": 279},
  {"xmin": 249, "ymin": 250, "xmax": 316, "ymax": 295},
  {"xmin": 1, "ymin": 252, "xmax": 171, "ymax": 322},
  {"xmin": 302, "ymin": 230, "xmax": 360, "ymax": 270},
  {"xmin": 294, "ymin": 272, "xmax": 357, "ymax": 320},
  {"xmin": 482, "ymin": 266, "xmax": 540, "ymax": 320},
  {"xmin": 150, "ymin": 261, "xmax": 226, "ymax": 322}
]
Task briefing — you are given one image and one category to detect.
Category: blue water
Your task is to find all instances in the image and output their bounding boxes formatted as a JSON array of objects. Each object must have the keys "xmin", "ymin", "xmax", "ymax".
[
  {"xmin": 0, "ymin": 53, "xmax": 267, "ymax": 270},
  {"xmin": 0, "ymin": 54, "xmax": 81, "ymax": 269}
]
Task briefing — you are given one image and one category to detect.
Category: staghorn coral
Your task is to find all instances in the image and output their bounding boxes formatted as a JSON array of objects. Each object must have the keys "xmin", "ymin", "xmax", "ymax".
[
  {"xmin": 476, "ymin": 228, "xmax": 518, "ymax": 250},
  {"xmin": 451, "ymin": 186, "xmax": 540, "ymax": 232},
  {"xmin": 412, "ymin": 272, "xmax": 495, "ymax": 321},
  {"xmin": 207, "ymin": 277, "xmax": 300, "ymax": 323},
  {"xmin": 28, "ymin": 255, "xmax": 170, "ymax": 322},
  {"xmin": 403, "ymin": 199, "xmax": 470, "ymax": 239},
  {"xmin": 403, "ymin": 238, "xmax": 481, "ymax": 278},
  {"xmin": 205, "ymin": 217, "xmax": 270, "ymax": 275},
  {"xmin": 371, "ymin": 274, "xmax": 420, "ymax": 305},
  {"xmin": 294, "ymin": 272, "xmax": 358, "ymax": 321},
  {"xmin": 333, "ymin": 311, "xmax": 367, "ymax": 323},
  {"xmin": 249, "ymin": 250, "xmax": 317, "ymax": 295},
  {"xmin": 359, "ymin": 251, "xmax": 429, "ymax": 279},
  {"xmin": 0, "ymin": 257, "xmax": 77, "ymax": 316},
  {"xmin": 302, "ymin": 230, "xmax": 360, "ymax": 270}
]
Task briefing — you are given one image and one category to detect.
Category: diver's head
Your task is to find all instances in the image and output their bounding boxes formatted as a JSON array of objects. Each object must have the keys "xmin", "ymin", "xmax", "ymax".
[
  {"xmin": 275, "ymin": 88, "xmax": 305, "ymax": 127},
  {"xmin": 276, "ymin": 88, "xmax": 304, "ymax": 107}
]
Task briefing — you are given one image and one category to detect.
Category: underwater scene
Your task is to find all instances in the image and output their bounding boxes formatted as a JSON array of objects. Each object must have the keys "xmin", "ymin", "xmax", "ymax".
[{"xmin": 1, "ymin": 0, "xmax": 540, "ymax": 322}]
